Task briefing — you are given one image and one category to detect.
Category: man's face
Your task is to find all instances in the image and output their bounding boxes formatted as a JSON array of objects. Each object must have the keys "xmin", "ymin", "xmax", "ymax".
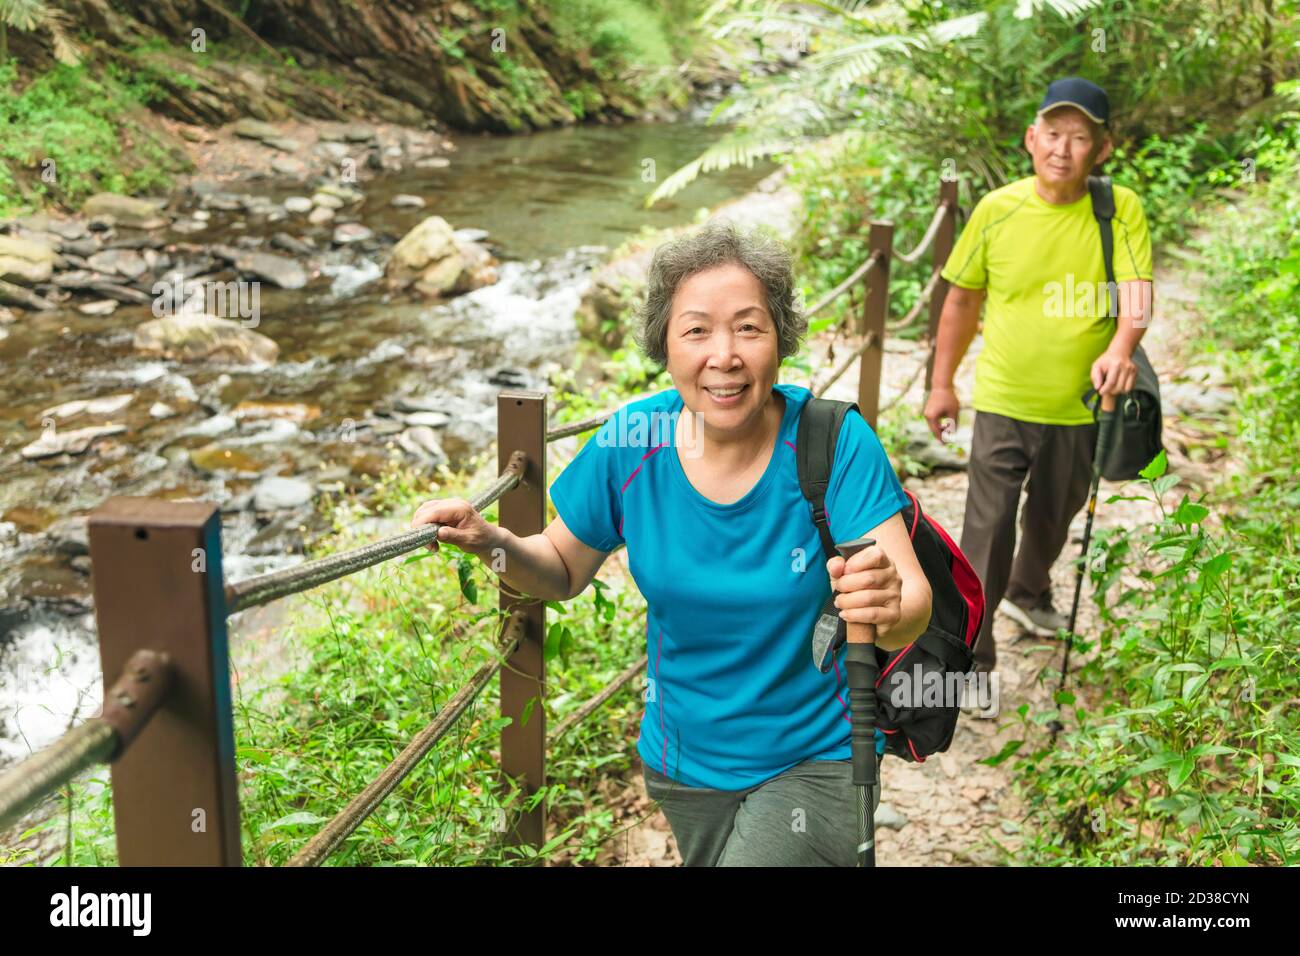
[{"xmin": 1024, "ymin": 106, "xmax": 1112, "ymax": 191}]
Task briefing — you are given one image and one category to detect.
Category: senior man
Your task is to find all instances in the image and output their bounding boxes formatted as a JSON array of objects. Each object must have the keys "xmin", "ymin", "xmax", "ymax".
[{"xmin": 924, "ymin": 77, "xmax": 1154, "ymax": 674}]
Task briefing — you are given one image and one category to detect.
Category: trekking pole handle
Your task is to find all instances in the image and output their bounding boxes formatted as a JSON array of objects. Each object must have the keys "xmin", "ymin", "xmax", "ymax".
[{"xmin": 834, "ymin": 537, "xmax": 877, "ymax": 645}]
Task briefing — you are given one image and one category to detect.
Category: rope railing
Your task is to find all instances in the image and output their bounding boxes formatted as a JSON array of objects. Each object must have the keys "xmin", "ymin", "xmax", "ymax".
[
  {"xmin": 0, "ymin": 649, "xmax": 172, "ymax": 831},
  {"xmin": 888, "ymin": 266, "xmax": 944, "ymax": 331},
  {"xmin": 550, "ymin": 653, "xmax": 649, "ymax": 742},
  {"xmin": 891, "ymin": 199, "xmax": 954, "ymax": 265},
  {"xmin": 226, "ymin": 451, "xmax": 527, "ymax": 613},
  {"xmin": 804, "ymin": 250, "xmax": 883, "ymax": 319},
  {"xmin": 287, "ymin": 610, "xmax": 527, "ymax": 867}
]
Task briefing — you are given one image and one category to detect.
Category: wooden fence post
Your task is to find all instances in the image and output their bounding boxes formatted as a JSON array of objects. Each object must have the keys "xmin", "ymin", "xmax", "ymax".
[
  {"xmin": 496, "ymin": 391, "xmax": 548, "ymax": 860},
  {"xmin": 859, "ymin": 220, "xmax": 894, "ymax": 430},
  {"xmin": 87, "ymin": 498, "xmax": 240, "ymax": 866}
]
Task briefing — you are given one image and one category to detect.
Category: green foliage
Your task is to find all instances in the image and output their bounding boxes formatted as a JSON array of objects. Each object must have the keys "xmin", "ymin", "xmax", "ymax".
[
  {"xmin": 1005, "ymin": 135, "xmax": 1300, "ymax": 866},
  {"xmin": 654, "ymin": 0, "xmax": 1300, "ymax": 204},
  {"xmin": 0, "ymin": 61, "xmax": 189, "ymax": 217}
]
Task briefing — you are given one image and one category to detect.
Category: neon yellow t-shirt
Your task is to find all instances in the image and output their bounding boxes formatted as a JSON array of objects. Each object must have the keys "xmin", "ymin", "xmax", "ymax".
[{"xmin": 940, "ymin": 175, "xmax": 1153, "ymax": 425}]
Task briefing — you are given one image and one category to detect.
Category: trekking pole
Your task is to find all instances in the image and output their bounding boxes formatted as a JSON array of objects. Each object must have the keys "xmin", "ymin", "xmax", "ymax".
[
  {"xmin": 1048, "ymin": 392, "xmax": 1117, "ymax": 740},
  {"xmin": 836, "ymin": 536, "xmax": 878, "ymax": 868}
]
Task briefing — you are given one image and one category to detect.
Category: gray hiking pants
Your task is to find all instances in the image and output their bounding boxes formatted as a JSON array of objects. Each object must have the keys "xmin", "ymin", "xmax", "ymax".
[{"xmin": 642, "ymin": 755, "xmax": 882, "ymax": 867}]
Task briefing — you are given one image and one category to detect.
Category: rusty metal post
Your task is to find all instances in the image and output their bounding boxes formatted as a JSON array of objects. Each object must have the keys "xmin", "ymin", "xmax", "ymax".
[
  {"xmin": 859, "ymin": 221, "xmax": 894, "ymax": 430},
  {"xmin": 87, "ymin": 498, "xmax": 240, "ymax": 866},
  {"xmin": 496, "ymin": 391, "xmax": 548, "ymax": 859},
  {"xmin": 925, "ymin": 178, "xmax": 959, "ymax": 393}
]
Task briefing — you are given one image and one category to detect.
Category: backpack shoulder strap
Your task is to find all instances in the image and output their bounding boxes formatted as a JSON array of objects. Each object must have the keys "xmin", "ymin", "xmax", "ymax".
[{"xmin": 796, "ymin": 396, "xmax": 857, "ymax": 561}]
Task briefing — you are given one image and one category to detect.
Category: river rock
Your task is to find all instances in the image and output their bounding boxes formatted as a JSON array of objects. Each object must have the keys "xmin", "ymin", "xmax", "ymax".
[
  {"xmin": 284, "ymin": 196, "xmax": 314, "ymax": 214},
  {"xmin": 233, "ymin": 400, "xmax": 320, "ymax": 423},
  {"xmin": 311, "ymin": 192, "xmax": 345, "ymax": 210},
  {"xmin": 46, "ymin": 516, "xmax": 90, "ymax": 555},
  {"xmin": 317, "ymin": 184, "xmax": 364, "ymax": 204},
  {"xmin": 316, "ymin": 141, "xmax": 350, "ymax": 162},
  {"xmin": 172, "ymin": 219, "xmax": 208, "ymax": 235},
  {"xmin": 230, "ymin": 118, "xmax": 281, "ymax": 141},
  {"xmin": 182, "ymin": 413, "xmax": 237, "ymax": 438},
  {"xmin": 0, "ymin": 235, "xmax": 59, "ymax": 284},
  {"xmin": 414, "ymin": 156, "xmax": 451, "ymax": 169},
  {"xmin": 0, "ymin": 279, "xmax": 56, "ymax": 311},
  {"xmin": 308, "ymin": 206, "xmax": 335, "ymax": 225},
  {"xmin": 264, "ymin": 137, "xmax": 301, "ymax": 153},
  {"xmin": 21, "ymin": 423, "xmax": 126, "ymax": 460},
  {"xmin": 133, "ymin": 314, "xmax": 280, "ymax": 364},
  {"xmin": 80, "ymin": 193, "xmax": 168, "ymax": 229},
  {"xmin": 397, "ymin": 427, "xmax": 448, "ymax": 467},
  {"xmin": 271, "ymin": 233, "xmax": 315, "ymax": 256},
  {"xmin": 210, "ymin": 246, "xmax": 307, "ymax": 289},
  {"xmin": 86, "ymin": 248, "xmax": 147, "ymax": 281},
  {"xmin": 576, "ymin": 245, "xmax": 654, "ymax": 350},
  {"xmin": 452, "ymin": 236, "xmax": 498, "ymax": 293},
  {"xmin": 252, "ymin": 475, "xmax": 314, "ymax": 511},
  {"xmin": 77, "ymin": 299, "xmax": 119, "ymax": 317},
  {"xmin": 40, "ymin": 393, "xmax": 133, "ymax": 422},
  {"xmin": 333, "ymin": 223, "xmax": 373, "ymax": 244},
  {"xmin": 150, "ymin": 401, "xmax": 177, "ymax": 419},
  {"xmin": 390, "ymin": 194, "xmax": 427, "ymax": 209},
  {"xmin": 387, "ymin": 215, "xmax": 463, "ymax": 294}
]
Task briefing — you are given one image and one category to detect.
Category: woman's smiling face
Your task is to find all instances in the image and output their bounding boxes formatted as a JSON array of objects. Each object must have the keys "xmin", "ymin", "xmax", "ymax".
[{"xmin": 665, "ymin": 262, "xmax": 780, "ymax": 432}]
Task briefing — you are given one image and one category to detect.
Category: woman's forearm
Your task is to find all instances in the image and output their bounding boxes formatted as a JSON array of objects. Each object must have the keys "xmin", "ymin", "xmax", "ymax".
[
  {"xmin": 478, "ymin": 526, "xmax": 573, "ymax": 603},
  {"xmin": 876, "ymin": 578, "xmax": 932, "ymax": 652}
]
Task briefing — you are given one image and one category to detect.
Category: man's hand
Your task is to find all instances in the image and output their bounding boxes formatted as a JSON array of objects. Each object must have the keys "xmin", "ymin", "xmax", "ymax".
[
  {"xmin": 923, "ymin": 385, "xmax": 960, "ymax": 443},
  {"xmin": 1090, "ymin": 348, "xmax": 1137, "ymax": 396}
]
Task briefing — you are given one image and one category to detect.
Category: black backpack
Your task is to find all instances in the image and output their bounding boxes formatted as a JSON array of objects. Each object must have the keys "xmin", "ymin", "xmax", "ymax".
[
  {"xmin": 796, "ymin": 397, "xmax": 986, "ymax": 762},
  {"xmin": 1085, "ymin": 175, "xmax": 1165, "ymax": 480}
]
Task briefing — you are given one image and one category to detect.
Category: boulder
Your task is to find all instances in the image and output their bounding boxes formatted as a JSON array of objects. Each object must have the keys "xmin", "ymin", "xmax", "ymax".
[
  {"xmin": 284, "ymin": 196, "xmax": 314, "ymax": 214},
  {"xmin": 132, "ymin": 314, "xmax": 280, "ymax": 364},
  {"xmin": 0, "ymin": 235, "xmax": 60, "ymax": 285},
  {"xmin": 80, "ymin": 193, "xmax": 168, "ymax": 229}
]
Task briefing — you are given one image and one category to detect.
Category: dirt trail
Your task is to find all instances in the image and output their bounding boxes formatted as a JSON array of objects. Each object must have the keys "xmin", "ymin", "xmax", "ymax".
[{"xmin": 588, "ymin": 250, "xmax": 1223, "ymax": 866}]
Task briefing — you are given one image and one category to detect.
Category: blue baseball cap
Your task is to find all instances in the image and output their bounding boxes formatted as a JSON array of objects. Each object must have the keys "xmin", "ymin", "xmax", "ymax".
[{"xmin": 1038, "ymin": 77, "xmax": 1109, "ymax": 126}]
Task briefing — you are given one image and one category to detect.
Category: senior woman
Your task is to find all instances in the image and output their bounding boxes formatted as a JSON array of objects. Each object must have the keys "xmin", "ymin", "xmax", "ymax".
[{"xmin": 410, "ymin": 219, "xmax": 932, "ymax": 866}]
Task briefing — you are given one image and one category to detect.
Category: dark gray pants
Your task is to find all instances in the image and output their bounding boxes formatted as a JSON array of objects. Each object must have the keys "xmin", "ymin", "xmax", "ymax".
[
  {"xmin": 642, "ymin": 756, "xmax": 881, "ymax": 867},
  {"xmin": 960, "ymin": 411, "xmax": 1096, "ymax": 671}
]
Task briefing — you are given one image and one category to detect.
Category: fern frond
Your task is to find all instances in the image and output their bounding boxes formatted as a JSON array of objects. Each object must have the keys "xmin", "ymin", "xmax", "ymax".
[{"xmin": 644, "ymin": 129, "xmax": 797, "ymax": 207}]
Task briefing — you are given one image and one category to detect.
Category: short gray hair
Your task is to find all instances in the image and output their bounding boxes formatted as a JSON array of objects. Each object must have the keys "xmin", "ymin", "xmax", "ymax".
[{"xmin": 633, "ymin": 218, "xmax": 807, "ymax": 369}]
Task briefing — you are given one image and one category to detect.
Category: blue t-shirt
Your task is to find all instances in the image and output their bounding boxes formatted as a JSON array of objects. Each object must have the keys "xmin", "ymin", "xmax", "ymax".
[{"xmin": 549, "ymin": 382, "xmax": 907, "ymax": 790}]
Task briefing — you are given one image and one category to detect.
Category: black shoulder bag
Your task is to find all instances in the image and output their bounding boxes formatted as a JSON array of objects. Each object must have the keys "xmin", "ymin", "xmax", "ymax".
[{"xmin": 1085, "ymin": 174, "xmax": 1165, "ymax": 481}]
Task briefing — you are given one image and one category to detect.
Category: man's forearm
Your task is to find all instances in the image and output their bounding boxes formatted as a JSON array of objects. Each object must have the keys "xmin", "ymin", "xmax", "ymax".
[
  {"xmin": 1107, "ymin": 280, "xmax": 1154, "ymax": 356},
  {"xmin": 930, "ymin": 288, "xmax": 982, "ymax": 389}
]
